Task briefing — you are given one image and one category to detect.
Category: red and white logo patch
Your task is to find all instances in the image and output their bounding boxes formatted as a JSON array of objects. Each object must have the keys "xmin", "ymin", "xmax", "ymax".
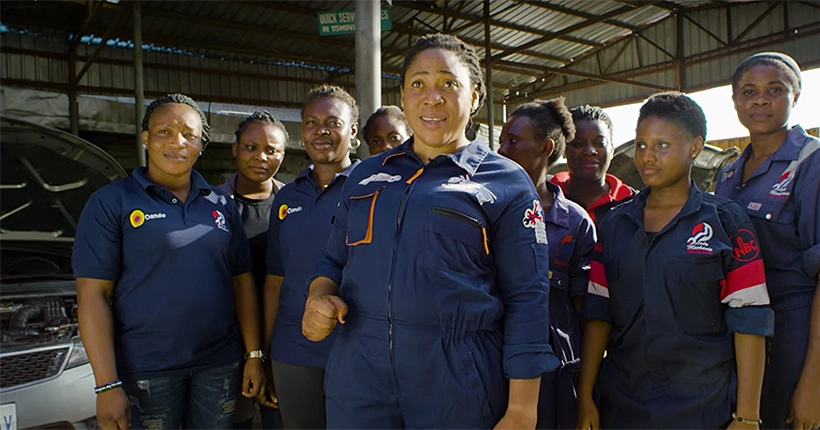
[
  {"xmin": 686, "ymin": 222, "xmax": 713, "ymax": 254},
  {"xmin": 731, "ymin": 228, "xmax": 760, "ymax": 262},
  {"xmin": 212, "ymin": 210, "xmax": 229, "ymax": 232},
  {"xmin": 768, "ymin": 170, "xmax": 793, "ymax": 199},
  {"xmin": 522, "ymin": 200, "xmax": 547, "ymax": 245}
]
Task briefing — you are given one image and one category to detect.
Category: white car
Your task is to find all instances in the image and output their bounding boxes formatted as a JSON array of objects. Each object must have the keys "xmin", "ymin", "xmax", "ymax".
[{"xmin": 0, "ymin": 116, "xmax": 127, "ymax": 429}]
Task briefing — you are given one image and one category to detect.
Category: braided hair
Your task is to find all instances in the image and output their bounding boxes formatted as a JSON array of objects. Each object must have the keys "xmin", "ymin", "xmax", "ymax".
[
  {"xmin": 401, "ymin": 33, "xmax": 486, "ymax": 116},
  {"xmin": 234, "ymin": 110, "xmax": 289, "ymax": 143},
  {"xmin": 142, "ymin": 93, "xmax": 210, "ymax": 145}
]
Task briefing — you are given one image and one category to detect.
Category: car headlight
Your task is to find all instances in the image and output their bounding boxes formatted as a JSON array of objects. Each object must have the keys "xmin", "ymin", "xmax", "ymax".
[{"xmin": 65, "ymin": 339, "xmax": 90, "ymax": 369}]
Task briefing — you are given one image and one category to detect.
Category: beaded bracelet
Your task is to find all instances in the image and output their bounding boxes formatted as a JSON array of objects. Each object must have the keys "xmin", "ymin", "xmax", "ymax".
[
  {"xmin": 732, "ymin": 412, "xmax": 763, "ymax": 426},
  {"xmin": 94, "ymin": 380, "xmax": 123, "ymax": 394}
]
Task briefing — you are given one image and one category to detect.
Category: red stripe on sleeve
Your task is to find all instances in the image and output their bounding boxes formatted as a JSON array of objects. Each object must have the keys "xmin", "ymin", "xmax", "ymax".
[
  {"xmin": 720, "ymin": 259, "xmax": 766, "ymax": 301},
  {"xmin": 589, "ymin": 260, "xmax": 608, "ymax": 288}
]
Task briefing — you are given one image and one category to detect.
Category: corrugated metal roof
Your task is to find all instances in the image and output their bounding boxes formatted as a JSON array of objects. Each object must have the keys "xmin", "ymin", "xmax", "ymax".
[{"xmin": 1, "ymin": 0, "xmax": 818, "ymax": 122}]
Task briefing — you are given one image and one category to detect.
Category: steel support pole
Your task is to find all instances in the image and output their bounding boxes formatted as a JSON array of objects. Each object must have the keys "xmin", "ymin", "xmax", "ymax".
[
  {"xmin": 484, "ymin": 0, "xmax": 495, "ymax": 150},
  {"xmin": 134, "ymin": 0, "xmax": 146, "ymax": 167},
  {"xmin": 355, "ymin": 0, "xmax": 381, "ymax": 159}
]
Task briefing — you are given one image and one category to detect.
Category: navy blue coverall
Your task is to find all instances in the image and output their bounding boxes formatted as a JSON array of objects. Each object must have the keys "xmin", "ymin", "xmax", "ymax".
[
  {"xmin": 582, "ymin": 183, "xmax": 774, "ymax": 429},
  {"xmin": 538, "ymin": 182, "xmax": 595, "ymax": 429},
  {"xmin": 313, "ymin": 139, "xmax": 560, "ymax": 429},
  {"xmin": 715, "ymin": 125, "xmax": 820, "ymax": 429}
]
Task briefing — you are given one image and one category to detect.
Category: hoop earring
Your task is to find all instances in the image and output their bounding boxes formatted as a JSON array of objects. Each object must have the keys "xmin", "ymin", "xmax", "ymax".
[{"xmin": 350, "ymin": 138, "xmax": 361, "ymax": 149}]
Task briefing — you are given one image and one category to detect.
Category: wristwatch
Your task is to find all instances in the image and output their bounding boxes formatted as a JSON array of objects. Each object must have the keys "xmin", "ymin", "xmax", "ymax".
[{"xmin": 244, "ymin": 349, "xmax": 266, "ymax": 362}]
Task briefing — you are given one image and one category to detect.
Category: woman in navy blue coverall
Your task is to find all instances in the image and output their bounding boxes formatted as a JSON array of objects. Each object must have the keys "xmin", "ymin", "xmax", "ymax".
[
  {"xmin": 301, "ymin": 33, "xmax": 559, "ymax": 429},
  {"xmin": 715, "ymin": 53, "xmax": 820, "ymax": 430},
  {"xmin": 577, "ymin": 92, "xmax": 773, "ymax": 429},
  {"xmin": 498, "ymin": 97, "xmax": 596, "ymax": 429}
]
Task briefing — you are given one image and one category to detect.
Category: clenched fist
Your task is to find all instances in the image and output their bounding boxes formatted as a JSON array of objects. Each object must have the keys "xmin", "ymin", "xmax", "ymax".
[{"xmin": 302, "ymin": 295, "xmax": 348, "ymax": 341}]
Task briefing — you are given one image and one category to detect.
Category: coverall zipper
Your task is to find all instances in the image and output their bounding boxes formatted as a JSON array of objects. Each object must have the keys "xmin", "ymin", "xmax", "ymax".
[{"xmin": 386, "ymin": 166, "xmax": 422, "ymax": 365}]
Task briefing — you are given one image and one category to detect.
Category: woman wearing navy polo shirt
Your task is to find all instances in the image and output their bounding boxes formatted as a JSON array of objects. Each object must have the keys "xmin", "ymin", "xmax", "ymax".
[
  {"xmin": 577, "ymin": 92, "xmax": 773, "ymax": 429},
  {"xmin": 301, "ymin": 33, "xmax": 559, "ymax": 429},
  {"xmin": 259, "ymin": 84, "xmax": 360, "ymax": 429},
  {"xmin": 715, "ymin": 53, "xmax": 820, "ymax": 430},
  {"xmin": 498, "ymin": 97, "xmax": 596, "ymax": 429},
  {"xmin": 74, "ymin": 94, "xmax": 266, "ymax": 429}
]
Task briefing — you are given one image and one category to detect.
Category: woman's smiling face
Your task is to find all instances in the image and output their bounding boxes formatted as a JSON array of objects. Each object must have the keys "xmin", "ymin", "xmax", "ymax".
[{"xmin": 401, "ymin": 48, "xmax": 478, "ymax": 158}]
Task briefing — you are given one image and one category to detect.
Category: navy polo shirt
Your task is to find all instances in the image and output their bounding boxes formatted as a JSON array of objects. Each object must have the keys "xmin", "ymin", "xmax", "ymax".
[
  {"xmin": 266, "ymin": 161, "xmax": 360, "ymax": 369},
  {"xmin": 315, "ymin": 138, "xmax": 559, "ymax": 380},
  {"xmin": 715, "ymin": 125, "xmax": 820, "ymax": 310},
  {"xmin": 582, "ymin": 183, "xmax": 774, "ymax": 428},
  {"xmin": 73, "ymin": 167, "xmax": 252, "ymax": 379}
]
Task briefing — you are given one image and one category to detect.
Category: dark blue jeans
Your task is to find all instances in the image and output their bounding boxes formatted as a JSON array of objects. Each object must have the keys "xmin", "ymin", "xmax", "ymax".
[{"xmin": 123, "ymin": 360, "xmax": 242, "ymax": 429}]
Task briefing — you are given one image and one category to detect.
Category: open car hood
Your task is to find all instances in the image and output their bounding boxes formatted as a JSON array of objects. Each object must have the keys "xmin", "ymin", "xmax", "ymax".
[{"xmin": 1, "ymin": 115, "xmax": 127, "ymax": 239}]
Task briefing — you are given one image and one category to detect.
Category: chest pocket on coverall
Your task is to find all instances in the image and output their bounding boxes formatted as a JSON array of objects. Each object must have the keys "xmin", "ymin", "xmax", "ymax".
[
  {"xmin": 346, "ymin": 188, "xmax": 382, "ymax": 246},
  {"xmin": 426, "ymin": 206, "xmax": 490, "ymax": 268},
  {"xmin": 670, "ymin": 257, "xmax": 725, "ymax": 336}
]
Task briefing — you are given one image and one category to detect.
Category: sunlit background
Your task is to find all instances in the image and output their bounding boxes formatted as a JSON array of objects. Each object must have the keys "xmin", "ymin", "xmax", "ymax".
[{"xmin": 604, "ymin": 67, "xmax": 820, "ymax": 145}]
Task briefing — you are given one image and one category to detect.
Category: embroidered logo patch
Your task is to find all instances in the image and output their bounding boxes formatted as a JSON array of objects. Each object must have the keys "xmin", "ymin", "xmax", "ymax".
[
  {"xmin": 747, "ymin": 202, "xmax": 762, "ymax": 211},
  {"xmin": 686, "ymin": 222, "xmax": 713, "ymax": 254},
  {"xmin": 278, "ymin": 204, "xmax": 302, "ymax": 220},
  {"xmin": 522, "ymin": 200, "xmax": 547, "ymax": 245},
  {"xmin": 212, "ymin": 210, "xmax": 229, "ymax": 232},
  {"xmin": 768, "ymin": 170, "xmax": 793, "ymax": 199},
  {"xmin": 129, "ymin": 210, "xmax": 145, "ymax": 228},
  {"xmin": 731, "ymin": 228, "xmax": 760, "ymax": 262},
  {"xmin": 442, "ymin": 175, "xmax": 497, "ymax": 205},
  {"xmin": 552, "ymin": 234, "xmax": 575, "ymax": 268},
  {"xmin": 359, "ymin": 172, "xmax": 401, "ymax": 185},
  {"xmin": 129, "ymin": 209, "xmax": 165, "ymax": 228}
]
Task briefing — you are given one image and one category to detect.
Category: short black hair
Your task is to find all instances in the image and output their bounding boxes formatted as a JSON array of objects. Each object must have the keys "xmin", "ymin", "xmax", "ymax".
[
  {"xmin": 638, "ymin": 91, "xmax": 707, "ymax": 140},
  {"xmin": 571, "ymin": 105, "xmax": 614, "ymax": 142},
  {"xmin": 362, "ymin": 105, "xmax": 410, "ymax": 141},
  {"xmin": 732, "ymin": 52, "xmax": 801, "ymax": 93},
  {"xmin": 400, "ymin": 33, "xmax": 486, "ymax": 116},
  {"xmin": 302, "ymin": 84, "xmax": 359, "ymax": 126},
  {"xmin": 234, "ymin": 110, "xmax": 289, "ymax": 143},
  {"xmin": 510, "ymin": 97, "xmax": 575, "ymax": 166},
  {"xmin": 141, "ymin": 93, "xmax": 210, "ymax": 145}
]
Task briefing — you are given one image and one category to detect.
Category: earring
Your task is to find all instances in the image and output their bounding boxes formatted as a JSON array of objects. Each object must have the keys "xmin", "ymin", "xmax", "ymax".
[{"xmin": 351, "ymin": 138, "xmax": 361, "ymax": 149}]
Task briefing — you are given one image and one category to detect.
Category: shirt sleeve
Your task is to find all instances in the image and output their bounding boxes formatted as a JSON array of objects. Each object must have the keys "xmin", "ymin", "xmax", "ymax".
[
  {"xmin": 492, "ymin": 179, "xmax": 560, "ymax": 379},
  {"xmin": 795, "ymin": 146, "xmax": 820, "ymax": 279},
  {"xmin": 225, "ymin": 194, "xmax": 252, "ymax": 276},
  {"xmin": 72, "ymin": 188, "xmax": 123, "ymax": 281},
  {"xmin": 718, "ymin": 201, "xmax": 774, "ymax": 337},
  {"xmin": 569, "ymin": 213, "xmax": 596, "ymax": 298},
  {"xmin": 266, "ymin": 195, "xmax": 285, "ymax": 276},
  {"xmin": 580, "ymin": 241, "xmax": 612, "ymax": 323}
]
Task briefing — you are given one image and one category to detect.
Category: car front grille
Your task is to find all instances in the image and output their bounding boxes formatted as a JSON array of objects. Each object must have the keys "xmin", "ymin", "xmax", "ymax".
[{"xmin": 0, "ymin": 347, "xmax": 69, "ymax": 388}]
